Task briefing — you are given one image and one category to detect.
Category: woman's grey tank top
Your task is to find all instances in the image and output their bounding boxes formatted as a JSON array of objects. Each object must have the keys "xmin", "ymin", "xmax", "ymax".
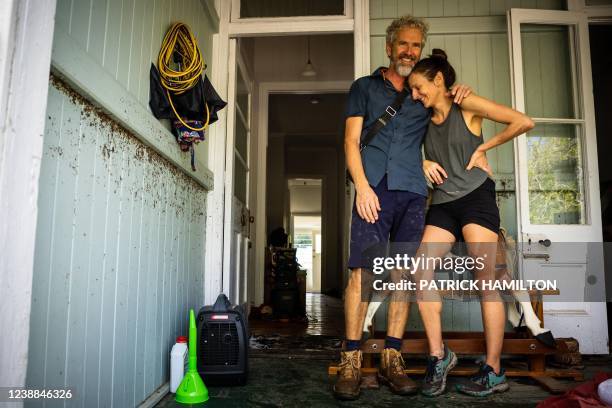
[{"xmin": 424, "ymin": 103, "xmax": 488, "ymax": 204}]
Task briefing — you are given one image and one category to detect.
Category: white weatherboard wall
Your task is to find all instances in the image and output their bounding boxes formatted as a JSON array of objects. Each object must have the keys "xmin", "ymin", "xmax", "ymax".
[
  {"xmin": 27, "ymin": 80, "xmax": 207, "ymax": 407},
  {"xmin": 368, "ymin": 0, "xmax": 564, "ymax": 332},
  {"xmin": 26, "ymin": 0, "xmax": 218, "ymax": 406}
]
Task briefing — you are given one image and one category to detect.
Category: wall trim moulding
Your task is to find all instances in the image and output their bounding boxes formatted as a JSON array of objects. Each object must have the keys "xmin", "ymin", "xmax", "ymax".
[
  {"xmin": 229, "ymin": 18, "xmax": 354, "ymax": 37},
  {"xmin": 370, "ymin": 16, "xmax": 507, "ymax": 36}
]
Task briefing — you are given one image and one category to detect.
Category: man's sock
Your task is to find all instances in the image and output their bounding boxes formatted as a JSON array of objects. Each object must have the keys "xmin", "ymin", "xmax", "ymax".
[
  {"xmin": 345, "ymin": 339, "xmax": 361, "ymax": 352},
  {"xmin": 384, "ymin": 336, "xmax": 402, "ymax": 351}
]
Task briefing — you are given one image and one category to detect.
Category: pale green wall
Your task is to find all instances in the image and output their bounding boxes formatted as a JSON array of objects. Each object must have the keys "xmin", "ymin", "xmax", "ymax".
[
  {"xmin": 27, "ymin": 1, "xmax": 218, "ymax": 406},
  {"xmin": 52, "ymin": 0, "xmax": 218, "ymax": 166}
]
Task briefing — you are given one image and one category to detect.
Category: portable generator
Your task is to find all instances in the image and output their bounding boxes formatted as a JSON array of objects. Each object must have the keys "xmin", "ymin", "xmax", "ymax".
[{"xmin": 196, "ymin": 294, "xmax": 248, "ymax": 385}]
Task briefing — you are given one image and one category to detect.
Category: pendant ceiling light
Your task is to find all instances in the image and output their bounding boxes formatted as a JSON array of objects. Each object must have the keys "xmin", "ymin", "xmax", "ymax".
[{"xmin": 301, "ymin": 36, "xmax": 316, "ymax": 77}]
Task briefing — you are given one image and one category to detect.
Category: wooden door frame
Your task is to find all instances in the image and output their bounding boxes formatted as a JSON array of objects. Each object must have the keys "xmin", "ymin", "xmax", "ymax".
[{"xmin": 223, "ymin": 37, "xmax": 254, "ymax": 305}]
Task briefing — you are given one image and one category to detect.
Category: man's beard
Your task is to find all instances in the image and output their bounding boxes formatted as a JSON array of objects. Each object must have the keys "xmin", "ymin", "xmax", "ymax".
[
  {"xmin": 395, "ymin": 61, "xmax": 412, "ymax": 77},
  {"xmin": 391, "ymin": 54, "xmax": 414, "ymax": 77}
]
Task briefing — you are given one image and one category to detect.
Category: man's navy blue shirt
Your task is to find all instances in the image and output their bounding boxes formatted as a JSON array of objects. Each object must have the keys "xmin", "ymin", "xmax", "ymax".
[{"xmin": 345, "ymin": 67, "xmax": 431, "ymax": 196}]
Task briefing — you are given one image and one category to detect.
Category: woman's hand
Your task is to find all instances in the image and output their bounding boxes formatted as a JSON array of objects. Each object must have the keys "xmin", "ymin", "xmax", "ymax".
[
  {"xmin": 423, "ymin": 160, "xmax": 448, "ymax": 185},
  {"xmin": 466, "ymin": 148, "xmax": 493, "ymax": 177}
]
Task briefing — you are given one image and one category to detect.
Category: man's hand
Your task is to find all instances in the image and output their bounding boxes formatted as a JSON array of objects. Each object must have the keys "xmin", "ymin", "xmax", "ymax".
[
  {"xmin": 466, "ymin": 148, "xmax": 493, "ymax": 177},
  {"xmin": 423, "ymin": 160, "xmax": 448, "ymax": 185},
  {"xmin": 355, "ymin": 183, "xmax": 381, "ymax": 223},
  {"xmin": 448, "ymin": 84, "xmax": 473, "ymax": 104}
]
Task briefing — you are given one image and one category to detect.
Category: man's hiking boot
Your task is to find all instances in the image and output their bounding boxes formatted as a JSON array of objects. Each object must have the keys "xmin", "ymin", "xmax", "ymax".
[
  {"xmin": 378, "ymin": 348, "xmax": 418, "ymax": 395},
  {"xmin": 333, "ymin": 350, "xmax": 362, "ymax": 400}
]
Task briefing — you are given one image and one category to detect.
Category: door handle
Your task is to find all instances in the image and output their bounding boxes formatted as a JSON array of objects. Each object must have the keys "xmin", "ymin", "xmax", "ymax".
[
  {"xmin": 523, "ymin": 253, "xmax": 550, "ymax": 261},
  {"xmin": 538, "ymin": 239, "xmax": 551, "ymax": 247}
]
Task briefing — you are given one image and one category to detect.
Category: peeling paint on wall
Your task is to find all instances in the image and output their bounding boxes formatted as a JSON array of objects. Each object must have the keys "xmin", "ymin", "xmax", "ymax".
[{"xmin": 26, "ymin": 76, "xmax": 207, "ymax": 407}]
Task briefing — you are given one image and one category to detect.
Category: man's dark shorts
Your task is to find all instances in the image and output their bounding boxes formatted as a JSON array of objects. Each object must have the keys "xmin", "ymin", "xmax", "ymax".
[{"xmin": 348, "ymin": 175, "xmax": 426, "ymax": 269}]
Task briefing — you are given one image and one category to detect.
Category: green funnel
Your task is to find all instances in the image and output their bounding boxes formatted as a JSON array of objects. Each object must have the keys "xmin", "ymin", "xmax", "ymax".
[{"xmin": 175, "ymin": 309, "xmax": 209, "ymax": 404}]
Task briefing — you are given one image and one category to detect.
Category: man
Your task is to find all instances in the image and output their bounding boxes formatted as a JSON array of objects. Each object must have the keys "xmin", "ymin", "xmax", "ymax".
[{"xmin": 334, "ymin": 15, "xmax": 471, "ymax": 400}]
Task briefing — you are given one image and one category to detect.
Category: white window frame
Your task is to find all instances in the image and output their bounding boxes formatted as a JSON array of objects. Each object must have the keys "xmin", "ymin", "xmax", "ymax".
[
  {"xmin": 507, "ymin": 8, "xmax": 601, "ymax": 242},
  {"xmin": 230, "ymin": 0, "xmax": 353, "ymax": 23}
]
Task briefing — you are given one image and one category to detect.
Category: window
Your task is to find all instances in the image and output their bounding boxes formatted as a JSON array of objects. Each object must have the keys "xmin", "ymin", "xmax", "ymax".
[
  {"xmin": 239, "ymin": 0, "xmax": 344, "ymax": 18},
  {"xmin": 232, "ymin": 0, "xmax": 351, "ymax": 20}
]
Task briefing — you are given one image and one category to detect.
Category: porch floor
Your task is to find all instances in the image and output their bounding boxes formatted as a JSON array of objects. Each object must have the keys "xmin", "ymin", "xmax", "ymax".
[{"xmin": 156, "ymin": 294, "xmax": 612, "ymax": 407}]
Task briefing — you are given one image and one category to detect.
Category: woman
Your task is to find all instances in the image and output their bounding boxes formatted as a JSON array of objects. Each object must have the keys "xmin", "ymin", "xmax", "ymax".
[{"xmin": 407, "ymin": 49, "xmax": 534, "ymax": 397}]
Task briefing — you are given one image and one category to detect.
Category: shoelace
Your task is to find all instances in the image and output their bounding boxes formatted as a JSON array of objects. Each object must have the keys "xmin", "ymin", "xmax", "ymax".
[
  {"xmin": 470, "ymin": 367, "xmax": 491, "ymax": 386},
  {"xmin": 339, "ymin": 352, "xmax": 360, "ymax": 379},
  {"xmin": 389, "ymin": 351, "xmax": 407, "ymax": 376},
  {"xmin": 424, "ymin": 356, "xmax": 440, "ymax": 382}
]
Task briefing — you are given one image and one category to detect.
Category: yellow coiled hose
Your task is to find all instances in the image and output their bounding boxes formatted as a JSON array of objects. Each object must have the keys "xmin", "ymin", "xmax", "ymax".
[{"xmin": 158, "ymin": 22, "xmax": 209, "ymax": 131}]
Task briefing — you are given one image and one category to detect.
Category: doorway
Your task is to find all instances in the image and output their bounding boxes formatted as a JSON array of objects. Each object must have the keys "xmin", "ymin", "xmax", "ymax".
[
  {"xmin": 218, "ymin": 0, "xmax": 365, "ymax": 342},
  {"xmin": 224, "ymin": 33, "xmax": 354, "ymax": 308},
  {"xmin": 590, "ymin": 23, "xmax": 612, "ymax": 351},
  {"xmin": 507, "ymin": 9, "xmax": 608, "ymax": 353},
  {"xmin": 288, "ymin": 178, "xmax": 323, "ymax": 293},
  {"xmin": 265, "ymin": 92, "xmax": 349, "ymax": 300}
]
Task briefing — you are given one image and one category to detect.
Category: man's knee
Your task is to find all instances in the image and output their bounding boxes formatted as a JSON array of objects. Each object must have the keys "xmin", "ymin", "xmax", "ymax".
[
  {"xmin": 346, "ymin": 268, "xmax": 374, "ymax": 296},
  {"xmin": 347, "ymin": 268, "xmax": 361, "ymax": 289}
]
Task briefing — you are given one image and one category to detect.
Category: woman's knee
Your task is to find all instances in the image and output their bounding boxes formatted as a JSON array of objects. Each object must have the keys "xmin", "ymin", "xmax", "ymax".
[{"xmin": 477, "ymin": 288, "xmax": 503, "ymax": 302}]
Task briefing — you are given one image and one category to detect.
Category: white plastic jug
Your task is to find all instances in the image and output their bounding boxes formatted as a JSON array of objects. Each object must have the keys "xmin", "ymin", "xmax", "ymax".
[{"xmin": 170, "ymin": 336, "xmax": 188, "ymax": 393}]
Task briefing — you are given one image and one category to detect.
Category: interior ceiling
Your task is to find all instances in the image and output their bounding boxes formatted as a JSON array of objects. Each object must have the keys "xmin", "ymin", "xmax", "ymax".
[
  {"xmin": 252, "ymin": 34, "xmax": 353, "ymax": 82},
  {"xmin": 268, "ymin": 93, "xmax": 347, "ymax": 136}
]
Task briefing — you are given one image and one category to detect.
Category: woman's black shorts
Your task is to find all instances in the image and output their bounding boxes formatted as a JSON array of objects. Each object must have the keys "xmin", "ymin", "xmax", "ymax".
[{"xmin": 425, "ymin": 178, "xmax": 500, "ymax": 240}]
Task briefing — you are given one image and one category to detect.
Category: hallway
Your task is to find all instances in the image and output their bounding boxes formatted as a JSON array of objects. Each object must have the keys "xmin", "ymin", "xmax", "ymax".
[{"xmin": 250, "ymin": 293, "xmax": 344, "ymax": 338}]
